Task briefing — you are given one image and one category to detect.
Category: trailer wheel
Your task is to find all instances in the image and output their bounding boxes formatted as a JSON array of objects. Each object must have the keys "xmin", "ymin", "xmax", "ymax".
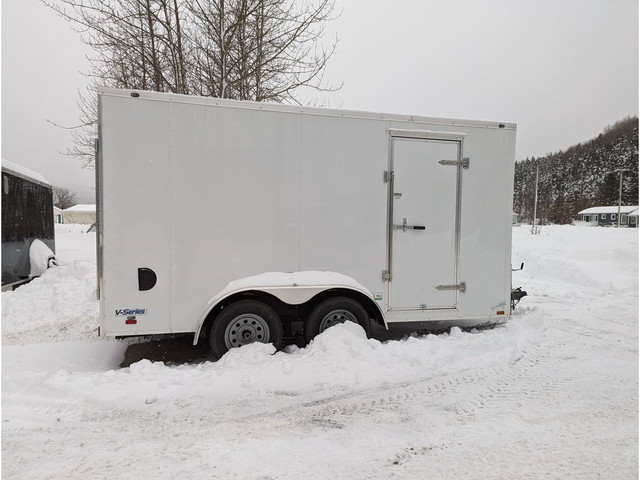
[
  {"xmin": 210, "ymin": 300, "xmax": 283, "ymax": 359},
  {"xmin": 305, "ymin": 297, "xmax": 371, "ymax": 343}
]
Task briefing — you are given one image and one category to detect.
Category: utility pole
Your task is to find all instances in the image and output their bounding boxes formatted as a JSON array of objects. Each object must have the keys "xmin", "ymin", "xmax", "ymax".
[
  {"xmin": 531, "ymin": 163, "xmax": 539, "ymax": 234},
  {"xmin": 614, "ymin": 168, "xmax": 629, "ymax": 228}
]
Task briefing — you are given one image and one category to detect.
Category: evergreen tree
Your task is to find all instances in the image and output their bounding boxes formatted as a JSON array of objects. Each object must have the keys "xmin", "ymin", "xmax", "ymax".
[
  {"xmin": 598, "ymin": 172, "xmax": 621, "ymax": 205},
  {"xmin": 513, "ymin": 117, "xmax": 639, "ymax": 224}
]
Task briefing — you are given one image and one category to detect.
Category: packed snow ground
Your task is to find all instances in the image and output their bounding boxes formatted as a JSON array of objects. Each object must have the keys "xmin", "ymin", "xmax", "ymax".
[{"xmin": 2, "ymin": 224, "xmax": 638, "ymax": 479}]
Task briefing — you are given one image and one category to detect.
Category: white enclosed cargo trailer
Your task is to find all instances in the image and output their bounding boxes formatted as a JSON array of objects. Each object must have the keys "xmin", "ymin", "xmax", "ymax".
[{"xmin": 97, "ymin": 88, "xmax": 516, "ymax": 357}]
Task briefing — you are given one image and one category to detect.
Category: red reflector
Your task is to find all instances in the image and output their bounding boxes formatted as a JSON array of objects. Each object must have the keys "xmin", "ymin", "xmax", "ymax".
[
  {"xmin": 125, "ymin": 319, "xmax": 137, "ymax": 325},
  {"xmin": 497, "ymin": 310, "xmax": 505, "ymax": 316}
]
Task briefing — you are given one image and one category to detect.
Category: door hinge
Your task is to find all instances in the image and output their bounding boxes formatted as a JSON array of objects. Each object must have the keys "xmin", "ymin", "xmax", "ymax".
[
  {"xmin": 439, "ymin": 157, "xmax": 469, "ymax": 169},
  {"xmin": 435, "ymin": 282, "xmax": 466, "ymax": 293},
  {"xmin": 382, "ymin": 270, "xmax": 392, "ymax": 281},
  {"xmin": 384, "ymin": 171, "xmax": 394, "ymax": 183}
]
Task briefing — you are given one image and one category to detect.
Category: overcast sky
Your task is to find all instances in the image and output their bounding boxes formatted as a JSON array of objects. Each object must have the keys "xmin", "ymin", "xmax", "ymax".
[{"xmin": 2, "ymin": 0, "xmax": 638, "ymax": 203}]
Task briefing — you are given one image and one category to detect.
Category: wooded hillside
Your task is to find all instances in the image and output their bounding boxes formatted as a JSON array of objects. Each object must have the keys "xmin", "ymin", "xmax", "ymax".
[{"xmin": 513, "ymin": 117, "xmax": 638, "ymax": 224}]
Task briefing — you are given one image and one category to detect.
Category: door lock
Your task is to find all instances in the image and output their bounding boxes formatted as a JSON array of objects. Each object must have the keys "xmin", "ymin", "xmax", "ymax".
[{"xmin": 394, "ymin": 218, "xmax": 426, "ymax": 232}]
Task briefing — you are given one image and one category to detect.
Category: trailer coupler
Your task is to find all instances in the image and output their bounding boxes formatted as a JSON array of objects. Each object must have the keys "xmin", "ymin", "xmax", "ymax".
[{"xmin": 511, "ymin": 287, "xmax": 527, "ymax": 310}]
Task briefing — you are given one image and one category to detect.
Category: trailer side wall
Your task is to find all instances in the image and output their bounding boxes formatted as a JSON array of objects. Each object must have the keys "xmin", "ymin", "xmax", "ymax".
[{"xmin": 98, "ymin": 89, "xmax": 515, "ymax": 336}]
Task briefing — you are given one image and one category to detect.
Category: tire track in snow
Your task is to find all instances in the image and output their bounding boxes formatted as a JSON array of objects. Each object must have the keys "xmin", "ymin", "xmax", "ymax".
[
  {"xmin": 265, "ymin": 364, "xmax": 507, "ymax": 432},
  {"xmin": 453, "ymin": 303, "xmax": 637, "ymax": 424},
  {"xmin": 453, "ymin": 325, "xmax": 581, "ymax": 419}
]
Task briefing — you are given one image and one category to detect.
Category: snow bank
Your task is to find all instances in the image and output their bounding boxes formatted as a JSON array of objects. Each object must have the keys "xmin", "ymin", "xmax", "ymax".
[
  {"xmin": 2, "ymin": 224, "xmax": 100, "ymax": 345},
  {"xmin": 54, "ymin": 224, "xmax": 97, "ymax": 262},
  {"xmin": 28, "ymin": 239, "xmax": 55, "ymax": 278},
  {"xmin": 512, "ymin": 225, "xmax": 638, "ymax": 298},
  {"xmin": 10, "ymin": 312, "xmax": 544, "ymax": 417},
  {"xmin": 2, "ymin": 261, "xmax": 99, "ymax": 345}
]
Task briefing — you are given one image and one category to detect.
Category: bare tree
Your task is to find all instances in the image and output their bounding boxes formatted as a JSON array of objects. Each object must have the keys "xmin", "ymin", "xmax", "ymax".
[
  {"xmin": 45, "ymin": 0, "xmax": 190, "ymax": 93},
  {"xmin": 187, "ymin": 0, "xmax": 338, "ymax": 102},
  {"xmin": 44, "ymin": 0, "xmax": 193, "ymax": 168},
  {"xmin": 43, "ymin": 0, "xmax": 340, "ymax": 167},
  {"xmin": 53, "ymin": 186, "xmax": 78, "ymax": 209}
]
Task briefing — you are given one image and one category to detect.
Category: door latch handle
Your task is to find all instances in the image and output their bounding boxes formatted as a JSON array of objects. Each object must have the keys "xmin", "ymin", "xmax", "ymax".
[
  {"xmin": 394, "ymin": 218, "xmax": 426, "ymax": 232},
  {"xmin": 436, "ymin": 282, "xmax": 466, "ymax": 293}
]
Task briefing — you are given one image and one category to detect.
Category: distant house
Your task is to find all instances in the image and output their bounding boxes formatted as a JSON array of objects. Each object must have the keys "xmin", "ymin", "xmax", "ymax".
[
  {"xmin": 577, "ymin": 206, "xmax": 639, "ymax": 227},
  {"xmin": 53, "ymin": 206, "xmax": 63, "ymax": 224},
  {"xmin": 62, "ymin": 204, "xmax": 96, "ymax": 225},
  {"xmin": 512, "ymin": 212, "xmax": 521, "ymax": 226}
]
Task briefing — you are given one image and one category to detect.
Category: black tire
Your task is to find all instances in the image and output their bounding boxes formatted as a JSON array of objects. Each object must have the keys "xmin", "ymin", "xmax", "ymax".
[
  {"xmin": 210, "ymin": 300, "xmax": 283, "ymax": 359},
  {"xmin": 304, "ymin": 296, "xmax": 371, "ymax": 343}
]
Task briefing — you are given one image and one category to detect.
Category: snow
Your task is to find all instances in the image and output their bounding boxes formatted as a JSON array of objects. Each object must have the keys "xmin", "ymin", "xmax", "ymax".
[
  {"xmin": 1, "ymin": 159, "xmax": 51, "ymax": 185},
  {"xmin": 223, "ymin": 271, "xmax": 370, "ymax": 291},
  {"xmin": 62, "ymin": 204, "xmax": 96, "ymax": 213},
  {"xmin": 2, "ymin": 224, "xmax": 638, "ymax": 479},
  {"xmin": 578, "ymin": 205, "xmax": 639, "ymax": 215},
  {"xmin": 28, "ymin": 239, "xmax": 55, "ymax": 278},
  {"xmin": 211, "ymin": 270, "xmax": 373, "ymax": 305}
]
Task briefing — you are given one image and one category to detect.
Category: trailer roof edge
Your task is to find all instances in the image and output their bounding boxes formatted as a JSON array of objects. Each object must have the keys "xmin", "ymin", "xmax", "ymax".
[
  {"xmin": 97, "ymin": 87, "xmax": 517, "ymax": 131},
  {"xmin": 1, "ymin": 159, "xmax": 52, "ymax": 189}
]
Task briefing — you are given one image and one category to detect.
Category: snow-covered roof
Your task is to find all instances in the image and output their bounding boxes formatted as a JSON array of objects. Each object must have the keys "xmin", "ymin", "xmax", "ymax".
[
  {"xmin": 630, "ymin": 211, "xmax": 639, "ymax": 217},
  {"xmin": 1, "ymin": 159, "xmax": 51, "ymax": 186},
  {"xmin": 63, "ymin": 204, "xmax": 96, "ymax": 213},
  {"xmin": 53, "ymin": 206, "xmax": 62, "ymax": 213},
  {"xmin": 578, "ymin": 206, "xmax": 638, "ymax": 215}
]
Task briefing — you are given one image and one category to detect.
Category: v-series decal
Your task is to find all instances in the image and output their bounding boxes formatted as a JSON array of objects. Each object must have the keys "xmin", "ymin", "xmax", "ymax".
[{"xmin": 115, "ymin": 308, "xmax": 147, "ymax": 316}]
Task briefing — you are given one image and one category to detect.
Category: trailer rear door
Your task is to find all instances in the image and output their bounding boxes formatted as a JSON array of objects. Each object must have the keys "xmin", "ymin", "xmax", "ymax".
[
  {"xmin": 388, "ymin": 133, "xmax": 464, "ymax": 311},
  {"xmin": 99, "ymin": 94, "xmax": 172, "ymax": 335}
]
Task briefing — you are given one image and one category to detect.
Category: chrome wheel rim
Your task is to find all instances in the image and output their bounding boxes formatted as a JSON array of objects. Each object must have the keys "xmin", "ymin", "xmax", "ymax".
[
  {"xmin": 318, "ymin": 309, "xmax": 358, "ymax": 333},
  {"xmin": 224, "ymin": 313, "xmax": 270, "ymax": 349}
]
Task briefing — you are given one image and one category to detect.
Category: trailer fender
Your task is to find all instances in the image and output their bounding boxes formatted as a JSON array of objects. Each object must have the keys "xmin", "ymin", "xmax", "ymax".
[{"xmin": 193, "ymin": 271, "xmax": 387, "ymax": 344}]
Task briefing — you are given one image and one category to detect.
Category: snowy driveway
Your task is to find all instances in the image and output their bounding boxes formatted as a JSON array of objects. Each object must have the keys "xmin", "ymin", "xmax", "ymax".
[{"xmin": 2, "ymin": 225, "xmax": 638, "ymax": 479}]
